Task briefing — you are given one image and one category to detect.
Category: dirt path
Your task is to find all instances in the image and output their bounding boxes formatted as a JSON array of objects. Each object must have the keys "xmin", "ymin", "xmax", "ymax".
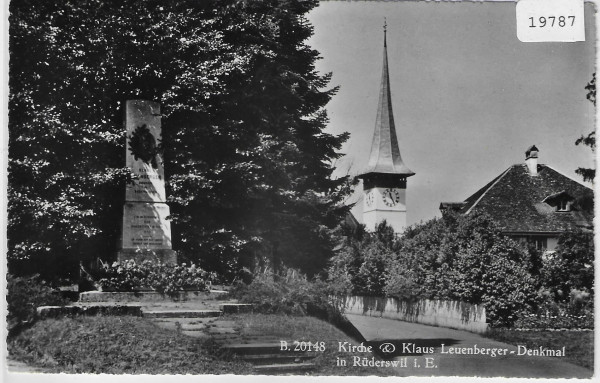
[{"xmin": 346, "ymin": 314, "xmax": 593, "ymax": 378}]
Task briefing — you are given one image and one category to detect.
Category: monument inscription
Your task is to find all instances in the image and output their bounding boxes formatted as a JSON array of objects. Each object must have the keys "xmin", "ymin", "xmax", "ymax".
[
  {"xmin": 121, "ymin": 203, "xmax": 172, "ymax": 249},
  {"xmin": 118, "ymin": 100, "xmax": 176, "ymax": 264}
]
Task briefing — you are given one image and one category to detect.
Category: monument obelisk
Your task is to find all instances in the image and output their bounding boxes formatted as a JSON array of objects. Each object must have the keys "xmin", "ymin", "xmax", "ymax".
[{"xmin": 117, "ymin": 100, "xmax": 177, "ymax": 264}]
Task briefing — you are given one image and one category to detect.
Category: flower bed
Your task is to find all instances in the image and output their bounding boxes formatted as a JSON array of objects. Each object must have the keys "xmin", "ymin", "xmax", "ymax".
[{"xmin": 96, "ymin": 260, "xmax": 216, "ymax": 296}]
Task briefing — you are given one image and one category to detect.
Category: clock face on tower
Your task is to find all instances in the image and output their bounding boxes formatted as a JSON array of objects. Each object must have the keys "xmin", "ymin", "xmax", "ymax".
[
  {"xmin": 382, "ymin": 188, "xmax": 401, "ymax": 207},
  {"xmin": 365, "ymin": 191, "xmax": 375, "ymax": 207}
]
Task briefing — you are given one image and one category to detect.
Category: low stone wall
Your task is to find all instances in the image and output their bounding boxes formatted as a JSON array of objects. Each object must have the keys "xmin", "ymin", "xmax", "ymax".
[
  {"xmin": 340, "ymin": 296, "xmax": 488, "ymax": 334},
  {"xmin": 37, "ymin": 305, "xmax": 143, "ymax": 319},
  {"xmin": 79, "ymin": 290, "xmax": 228, "ymax": 302}
]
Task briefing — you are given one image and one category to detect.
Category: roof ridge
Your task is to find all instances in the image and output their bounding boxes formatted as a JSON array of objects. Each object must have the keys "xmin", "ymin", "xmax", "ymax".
[{"xmin": 465, "ymin": 165, "xmax": 515, "ymax": 215}]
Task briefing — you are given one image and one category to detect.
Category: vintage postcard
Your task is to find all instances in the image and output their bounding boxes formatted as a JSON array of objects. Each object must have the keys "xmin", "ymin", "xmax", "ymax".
[{"xmin": 3, "ymin": 0, "xmax": 596, "ymax": 381}]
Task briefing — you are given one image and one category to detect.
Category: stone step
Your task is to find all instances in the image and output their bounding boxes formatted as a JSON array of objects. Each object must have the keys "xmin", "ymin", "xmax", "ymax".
[
  {"xmin": 210, "ymin": 334, "xmax": 241, "ymax": 341},
  {"xmin": 252, "ymin": 363, "xmax": 316, "ymax": 373},
  {"xmin": 207, "ymin": 327, "xmax": 238, "ymax": 334},
  {"xmin": 241, "ymin": 354, "xmax": 316, "ymax": 365},
  {"xmin": 219, "ymin": 303, "xmax": 253, "ymax": 314},
  {"xmin": 152, "ymin": 321, "xmax": 208, "ymax": 332},
  {"xmin": 143, "ymin": 309, "xmax": 221, "ymax": 318},
  {"xmin": 181, "ymin": 330, "xmax": 211, "ymax": 339},
  {"xmin": 221, "ymin": 341, "xmax": 316, "ymax": 356},
  {"xmin": 213, "ymin": 336, "xmax": 283, "ymax": 344},
  {"xmin": 141, "ymin": 299, "xmax": 240, "ymax": 308},
  {"xmin": 37, "ymin": 305, "xmax": 142, "ymax": 319},
  {"xmin": 200, "ymin": 319, "xmax": 235, "ymax": 327},
  {"xmin": 221, "ymin": 342, "xmax": 285, "ymax": 355},
  {"xmin": 238, "ymin": 336, "xmax": 281, "ymax": 342},
  {"xmin": 206, "ymin": 323, "xmax": 240, "ymax": 331},
  {"xmin": 79, "ymin": 290, "xmax": 229, "ymax": 303},
  {"xmin": 151, "ymin": 317, "xmax": 216, "ymax": 324}
]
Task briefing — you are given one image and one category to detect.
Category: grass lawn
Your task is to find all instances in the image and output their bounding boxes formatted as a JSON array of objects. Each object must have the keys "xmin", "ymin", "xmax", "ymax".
[
  {"xmin": 8, "ymin": 313, "xmax": 401, "ymax": 375},
  {"xmin": 228, "ymin": 313, "xmax": 401, "ymax": 376},
  {"xmin": 8, "ymin": 316, "xmax": 253, "ymax": 374},
  {"xmin": 486, "ymin": 329, "xmax": 594, "ymax": 370}
]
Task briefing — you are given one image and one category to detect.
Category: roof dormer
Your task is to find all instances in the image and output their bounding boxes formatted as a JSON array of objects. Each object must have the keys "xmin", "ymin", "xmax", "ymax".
[{"xmin": 542, "ymin": 190, "xmax": 574, "ymax": 212}]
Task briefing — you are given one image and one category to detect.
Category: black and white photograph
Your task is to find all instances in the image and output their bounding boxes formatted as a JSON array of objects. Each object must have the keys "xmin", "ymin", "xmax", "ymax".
[{"xmin": 3, "ymin": 0, "xmax": 596, "ymax": 380}]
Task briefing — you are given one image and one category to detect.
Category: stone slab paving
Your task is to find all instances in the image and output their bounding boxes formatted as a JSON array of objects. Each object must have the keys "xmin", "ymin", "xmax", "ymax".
[
  {"xmin": 209, "ymin": 320, "xmax": 237, "ymax": 327},
  {"xmin": 151, "ymin": 317, "xmax": 217, "ymax": 332},
  {"xmin": 181, "ymin": 330, "xmax": 211, "ymax": 339},
  {"xmin": 144, "ymin": 309, "xmax": 222, "ymax": 318},
  {"xmin": 207, "ymin": 327, "xmax": 238, "ymax": 334},
  {"xmin": 346, "ymin": 313, "xmax": 593, "ymax": 378}
]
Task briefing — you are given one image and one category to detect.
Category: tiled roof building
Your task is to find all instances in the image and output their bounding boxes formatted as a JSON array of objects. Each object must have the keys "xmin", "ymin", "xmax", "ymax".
[{"xmin": 440, "ymin": 146, "xmax": 594, "ymax": 252}]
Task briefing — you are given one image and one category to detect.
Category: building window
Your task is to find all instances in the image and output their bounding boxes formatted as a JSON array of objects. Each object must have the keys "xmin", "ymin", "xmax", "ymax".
[
  {"xmin": 557, "ymin": 200, "xmax": 569, "ymax": 212},
  {"xmin": 535, "ymin": 237, "xmax": 547, "ymax": 251},
  {"xmin": 527, "ymin": 237, "xmax": 547, "ymax": 251}
]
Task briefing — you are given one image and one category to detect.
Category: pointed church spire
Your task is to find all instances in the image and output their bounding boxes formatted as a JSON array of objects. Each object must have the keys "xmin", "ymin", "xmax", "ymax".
[
  {"xmin": 362, "ymin": 22, "xmax": 414, "ymax": 177},
  {"xmin": 384, "ymin": 17, "xmax": 387, "ymax": 47}
]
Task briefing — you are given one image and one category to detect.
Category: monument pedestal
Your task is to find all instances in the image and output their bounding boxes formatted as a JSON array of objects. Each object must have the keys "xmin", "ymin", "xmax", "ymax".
[{"xmin": 117, "ymin": 249, "xmax": 177, "ymax": 264}]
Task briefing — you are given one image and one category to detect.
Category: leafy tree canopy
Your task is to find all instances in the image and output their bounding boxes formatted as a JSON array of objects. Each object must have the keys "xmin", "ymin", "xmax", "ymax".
[
  {"xmin": 576, "ymin": 73, "xmax": 596, "ymax": 183},
  {"xmin": 9, "ymin": 0, "xmax": 351, "ymax": 280}
]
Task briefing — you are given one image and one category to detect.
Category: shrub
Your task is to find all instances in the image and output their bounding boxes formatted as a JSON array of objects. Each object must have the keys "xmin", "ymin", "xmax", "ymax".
[
  {"xmin": 7, "ymin": 274, "xmax": 69, "ymax": 334},
  {"xmin": 231, "ymin": 267, "xmax": 365, "ymax": 341},
  {"xmin": 231, "ymin": 267, "xmax": 348, "ymax": 316},
  {"xmin": 330, "ymin": 212, "xmax": 540, "ymax": 327},
  {"xmin": 96, "ymin": 260, "xmax": 215, "ymax": 296},
  {"xmin": 382, "ymin": 212, "xmax": 540, "ymax": 327},
  {"xmin": 540, "ymin": 231, "xmax": 594, "ymax": 302},
  {"xmin": 231, "ymin": 267, "xmax": 327, "ymax": 315},
  {"xmin": 451, "ymin": 236, "xmax": 540, "ymax": 327}
]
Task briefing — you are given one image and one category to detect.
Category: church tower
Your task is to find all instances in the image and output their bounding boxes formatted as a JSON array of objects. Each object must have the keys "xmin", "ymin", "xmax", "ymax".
[{"xmin": 358, "ymin": 22, "xmax": 415, "ymax": 234}]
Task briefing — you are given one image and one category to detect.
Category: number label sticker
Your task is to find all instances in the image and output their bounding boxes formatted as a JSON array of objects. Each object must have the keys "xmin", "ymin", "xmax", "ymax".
[{"xmin": 516, "ymin": 0, "xmax": 585, "ymax": 42}]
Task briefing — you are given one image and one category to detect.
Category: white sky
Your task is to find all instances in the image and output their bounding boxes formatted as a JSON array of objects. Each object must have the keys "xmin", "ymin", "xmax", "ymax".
[{"xmin": 308, "ymin": 1, "xmax": 596, "ymax": 225}]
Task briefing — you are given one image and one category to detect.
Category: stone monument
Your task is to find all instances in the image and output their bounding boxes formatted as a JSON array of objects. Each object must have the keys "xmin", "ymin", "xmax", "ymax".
[{"xmin": 117, "ymin": 100, "xmax": 177, "ymax": 264}]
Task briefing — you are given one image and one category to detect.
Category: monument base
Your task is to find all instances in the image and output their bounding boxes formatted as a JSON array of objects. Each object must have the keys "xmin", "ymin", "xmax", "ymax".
[{"xmin": 117, "ymin": 249, "xmax": 177, "ymax": 265}]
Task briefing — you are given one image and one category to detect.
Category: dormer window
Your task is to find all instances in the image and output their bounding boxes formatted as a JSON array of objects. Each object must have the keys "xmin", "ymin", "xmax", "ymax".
[
  {"xmin": 557, "ymin": 199, "xmax": 569, "ymax": 212},
  {"xmin": 542, "ymin": 190, "xmax": 573, "ymax": 212}
]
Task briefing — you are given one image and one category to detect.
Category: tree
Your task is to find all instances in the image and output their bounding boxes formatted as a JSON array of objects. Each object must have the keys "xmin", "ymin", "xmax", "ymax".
[
  {"xmin": 385, "ymin": 217, "xmax": 456, "ymax": 300},
  {"xmin": 575, "ymin": 73, "xmax": 595, "ymax": 183},
  {"xmin": 328, "ymin": 221, "xmax": 397, "ymax": 296},
  {"xmin": 8, "ymin": 0, "xmax": 350, "ymax": 280}
]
